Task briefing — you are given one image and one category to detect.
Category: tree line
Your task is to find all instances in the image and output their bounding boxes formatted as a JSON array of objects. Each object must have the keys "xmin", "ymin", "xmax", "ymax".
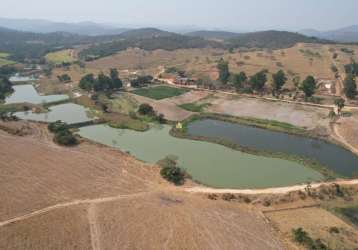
[
  {"xmin": 216, "ymin": 59, "xmax": 357, "ymax": 100},
  {"xmin": 79, "ymin": 68, "xmax": 122, "ymax": 92}
]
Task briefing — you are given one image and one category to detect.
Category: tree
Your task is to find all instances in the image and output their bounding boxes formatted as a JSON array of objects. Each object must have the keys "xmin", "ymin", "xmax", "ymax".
[
  {"xmin": 250, "ymin": 70, "xmax": 267, "ymax": 91},
  {"xmin": 272, "ymin": 70, "xmax": 287, "ymax": 93},
  {"xmin": 343, "ymin": 74, "xmax": 357, "ymax": 99},
  {"xmin": 0, "ymin": 76, "xmax": 13, "ymax": 100},
  {"xmin": 138, "ymin": 103, "xmax": 155, "ymax": 116},
  {"xmin": 217, "ymin": 58, "xmax": 230, "ymax": 84},
  {"xmin": 79, "ymin": 74, "xmax": 95, "ymax": 91},
  {"xmin": 334, "ymin": 98, "xmax": 345, "ymax": 114},
  {"xmin": 157, "ymin": 156, "xmax": 186, "ymax": 185},
  {"xmin": 95, "ymin": 72, "xmax": 113, "ymax": 91},
  {"xmin": 130, "ymin": 75, "xmax": 153, "ymax": 88},
  {"xmin": 300, "ymin": 75, "xmax": 316, "ymax": 97},
  {"xmin": 57, "ymin": 74, "xmax": 71, "ymax": 83},
  {"xmin": 110, "ymin": 68, "xmax": 123, "ymax": 89},
  {"xmin": 231, "ymin": 72, "xmax": 247, "ymax": 89}
]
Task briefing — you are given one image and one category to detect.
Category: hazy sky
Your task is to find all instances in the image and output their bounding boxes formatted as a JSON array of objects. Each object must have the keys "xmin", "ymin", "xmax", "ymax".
[{"xmin": 1, "ymin": 0, "xmax": 357, "ymax": 31}]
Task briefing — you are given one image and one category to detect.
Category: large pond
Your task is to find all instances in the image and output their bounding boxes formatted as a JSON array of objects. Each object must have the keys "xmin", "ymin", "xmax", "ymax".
[
  {"xmin": 5, "ymin": 85, "xmax": 68, "ymax": 104},
  {"xmin": 14, "ymin": 103, "xmax": 93, "ymax": 124},
  {"xmin": 78, "ymin": 124, "xmax": 323, "ymax": 189},
  {"xmin": 187, "ymin": 119, "xmax": 358, "ymax": 177}
]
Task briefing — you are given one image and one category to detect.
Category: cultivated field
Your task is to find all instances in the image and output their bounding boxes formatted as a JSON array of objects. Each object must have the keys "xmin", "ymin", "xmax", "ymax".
[{"xmin": 0, "ymin": 122, "xmax": 285, "ymax": 250}]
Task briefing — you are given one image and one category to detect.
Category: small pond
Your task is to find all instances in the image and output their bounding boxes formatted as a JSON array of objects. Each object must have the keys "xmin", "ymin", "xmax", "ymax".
[
  {"xmin": 187, "ymin": 119, "xmax": 358, "ymax": 177},
  {"xmin": 9, "ymin": 75, "xmax": 37, "ymax": 83},
  {"xmin": 78, "ymin": 124, "xmax": 323, "ymax": 189},
  {"xmin": 14, "ymin": 103, "xmax": 93, "ymax": 124},
  {"xmin": 5, "ymin": 85, "xmax": 68, "ymax": 104}
]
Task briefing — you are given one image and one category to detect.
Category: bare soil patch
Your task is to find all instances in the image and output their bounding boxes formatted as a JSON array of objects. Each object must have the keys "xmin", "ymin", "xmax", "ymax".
[
  {"xmin": 206, "ymin": 94, "xmax": 330, "ymax": 130},
  {"xmin": 130, "ymin": 93, "xmax": 194, "ymax": 121}
]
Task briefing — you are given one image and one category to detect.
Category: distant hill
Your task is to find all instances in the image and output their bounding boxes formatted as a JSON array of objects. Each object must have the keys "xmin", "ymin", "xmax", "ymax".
[
  {"xmin": 119, "ymin": 28, "xmax": 174, "ymax": 39},
  {"xmin": 80, "ymin": 28, "xmax": 222, "ymax": 60},
  {"xmin": 226, "ymin": 30, "xmax": 325, "ymax": 49},
  {"xmin": 186, "ymin": 30, "xmax": 240, "ymax": 40},
  {"xmin": 0, "ymin": 18, "xmax": 128, "ymax": 36},
  {"xmin": 300, "ymin": 25, "xmax": 358, "ymax": 42},
  {"xmin": 0, "ymin": 27, "xmax": 122, "ymax": 61}
]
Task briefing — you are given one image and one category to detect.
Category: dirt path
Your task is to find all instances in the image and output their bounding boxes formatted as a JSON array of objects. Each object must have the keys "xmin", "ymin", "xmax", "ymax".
[
  {"xmin": 185, "ymin": 179, "xmax": 358, "ymax": 195},
  {"xmin": 88, "ymin": 204, "xmax": 100, "ymax": 250},
  {"xmin": 0, "ymin": 192, "xmax": 149, "ymax": 228}
]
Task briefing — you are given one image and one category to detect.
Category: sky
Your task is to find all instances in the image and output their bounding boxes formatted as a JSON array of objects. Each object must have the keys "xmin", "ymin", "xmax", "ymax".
[{"xmin": 1, "ymin": 0, "xmax": 358, "ymax": 31}]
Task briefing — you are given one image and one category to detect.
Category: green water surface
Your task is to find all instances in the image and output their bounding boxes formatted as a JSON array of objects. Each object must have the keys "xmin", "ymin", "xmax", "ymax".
[{"xmin": 78, "ymin": 124, "xmax": 323, "ymax": 189}]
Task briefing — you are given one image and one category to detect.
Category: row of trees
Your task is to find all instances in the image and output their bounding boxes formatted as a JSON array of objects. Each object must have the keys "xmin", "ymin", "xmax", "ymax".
[
  {"xmin": 79, "ymin": 68, "xmax": 122, "ymax": 92},
  {"xmin": 217, "ymin": 59, "xmax": 319, "ymax": 97},
  {"xmin": 344, "ymin": 74, "xmax": 357, "ymax": 99}
]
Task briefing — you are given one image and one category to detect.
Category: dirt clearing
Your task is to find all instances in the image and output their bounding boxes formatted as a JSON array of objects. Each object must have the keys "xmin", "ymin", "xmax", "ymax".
[{"xmin": 205, "ymin": 94, "xmax": 330, "ymax": 130}]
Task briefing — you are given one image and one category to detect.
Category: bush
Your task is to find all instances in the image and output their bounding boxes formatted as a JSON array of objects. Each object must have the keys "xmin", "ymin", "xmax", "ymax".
[
  {"xmin": 48, "ymin": 120, "xmax": 68, "ymax": 133},
  {"xmin": 48, "ymin": 121, "xmax": 78, "ymax": 146},
  {"xmin": 54, "ymin": 130, "xmax": 78, "ymax": 146},
  {"xmin": 138, "ymin": 103, "xmax": 155, "ymax": 116},
  {"xmin": 158, "ymin": 156, "xmax": 186, "ymax": 185},
  {"xmin": 292, "ymin": 228, "xmax": 328, "ymax": 250}
]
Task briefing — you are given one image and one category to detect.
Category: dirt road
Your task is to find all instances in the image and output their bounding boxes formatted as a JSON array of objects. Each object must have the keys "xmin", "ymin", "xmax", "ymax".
[{"xmin": 186, "ymin": 179, "xmax": 358, "ymax": 195}]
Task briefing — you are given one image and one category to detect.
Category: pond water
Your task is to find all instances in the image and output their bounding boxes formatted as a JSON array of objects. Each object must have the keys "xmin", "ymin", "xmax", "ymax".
[
  {"xmin": 9, "ymin": 75, "xmax": 36, "ymax": 83},
  {"xmin": 5, "ymin": 85, "xmax": 68, "ymax": 104},
  {"xmin": 78, "ymin": 124, "xmax": 322, "ymax": 189},
  {"xmin": 187, "ymin": 119, "xmax": 358, "ymax": 177},
  {"xmin": 14, "ymin": 103, "xmax": 92, "ymax": 124}
]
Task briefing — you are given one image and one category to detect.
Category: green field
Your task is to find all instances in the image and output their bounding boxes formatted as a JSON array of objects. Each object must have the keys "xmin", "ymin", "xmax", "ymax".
[
  {"xmin": 179, "ymin": 102, "xmax": 211, "ymax": 112},
  {"xmin": 132, "ymin": 86, "xmax": 189, "ymax": 100},
  {"xmin": 0, "ymin": 52, "xmax": 15, "ymax": 66},
  {"xmin": 45, "ymin": 49, "xmax": 76, "ymax": 64}
]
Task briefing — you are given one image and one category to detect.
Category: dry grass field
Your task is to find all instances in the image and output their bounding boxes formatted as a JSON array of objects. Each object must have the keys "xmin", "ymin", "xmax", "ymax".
[
  {"xmin": 0, "ymin": 122, "xmax": 285, "ymax": 250},
  {"xmin": 266, "ymin": 207, "xmax": 358, "ymax": 249},
  {"xmin": 45, "ymin": 49, "xmax": 77, "ymax": 64},
  {"xmin": 38, "ymin": 43, "xmax": 358, "ymax": 98}
]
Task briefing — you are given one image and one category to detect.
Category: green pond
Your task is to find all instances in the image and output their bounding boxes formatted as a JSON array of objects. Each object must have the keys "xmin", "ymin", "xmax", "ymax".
[
  {"xmin": 14, "ymin": 103, "xmax": 93, "ymax": 124},
  {"xmin": 78, "ymin": 124, "xmax": 323, "ymax": 189},
  {"xmin": 5, "ymin": 85, "xmax": 68, "ymax": 104}
]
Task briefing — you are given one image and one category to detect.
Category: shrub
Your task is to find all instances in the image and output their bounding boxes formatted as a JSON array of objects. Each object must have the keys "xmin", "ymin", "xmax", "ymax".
[
  {"xmin": 48, "ymin": 120, "xmax": 68, "ymax": 133},
  {"xmin": 48, "ymin": 121, "xmax": 78, "ymax": 146},
  {"xmin": 292, "ymin": 228, "xmax": 328, "ymax": 250},
  {"xmin": 138, "ymin": 103, "xmax": 155, "ymax": 116},
  {"xmin": 54, "ymin": 130, "xmax": 78, "ymax": 146},
  {"xmin": 158, "ymin": 156, "xmax": 186, "ymax": 185}
]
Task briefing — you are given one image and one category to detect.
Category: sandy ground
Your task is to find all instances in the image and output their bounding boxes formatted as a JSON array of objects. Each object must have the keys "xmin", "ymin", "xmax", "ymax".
[
  {"xmin": 206, "ymin": 94, "xmax": 330, "ymax": 130},
  {"xmin": 0, "ymin": 122, "xmax": 284, "ymax": 250}
]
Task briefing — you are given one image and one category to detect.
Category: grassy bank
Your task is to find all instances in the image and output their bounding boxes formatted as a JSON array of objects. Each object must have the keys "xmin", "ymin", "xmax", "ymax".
[
  {"xmin": 132, "ymin": 85, "xmax": 189, "ymax": 100},
  {"xmin": 170, "ymin": 113, "xmax": 340, "ymax": 180},
  {"xmin": 178, "ymin": 103, "xmax": 211, "ymax": 112}
]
